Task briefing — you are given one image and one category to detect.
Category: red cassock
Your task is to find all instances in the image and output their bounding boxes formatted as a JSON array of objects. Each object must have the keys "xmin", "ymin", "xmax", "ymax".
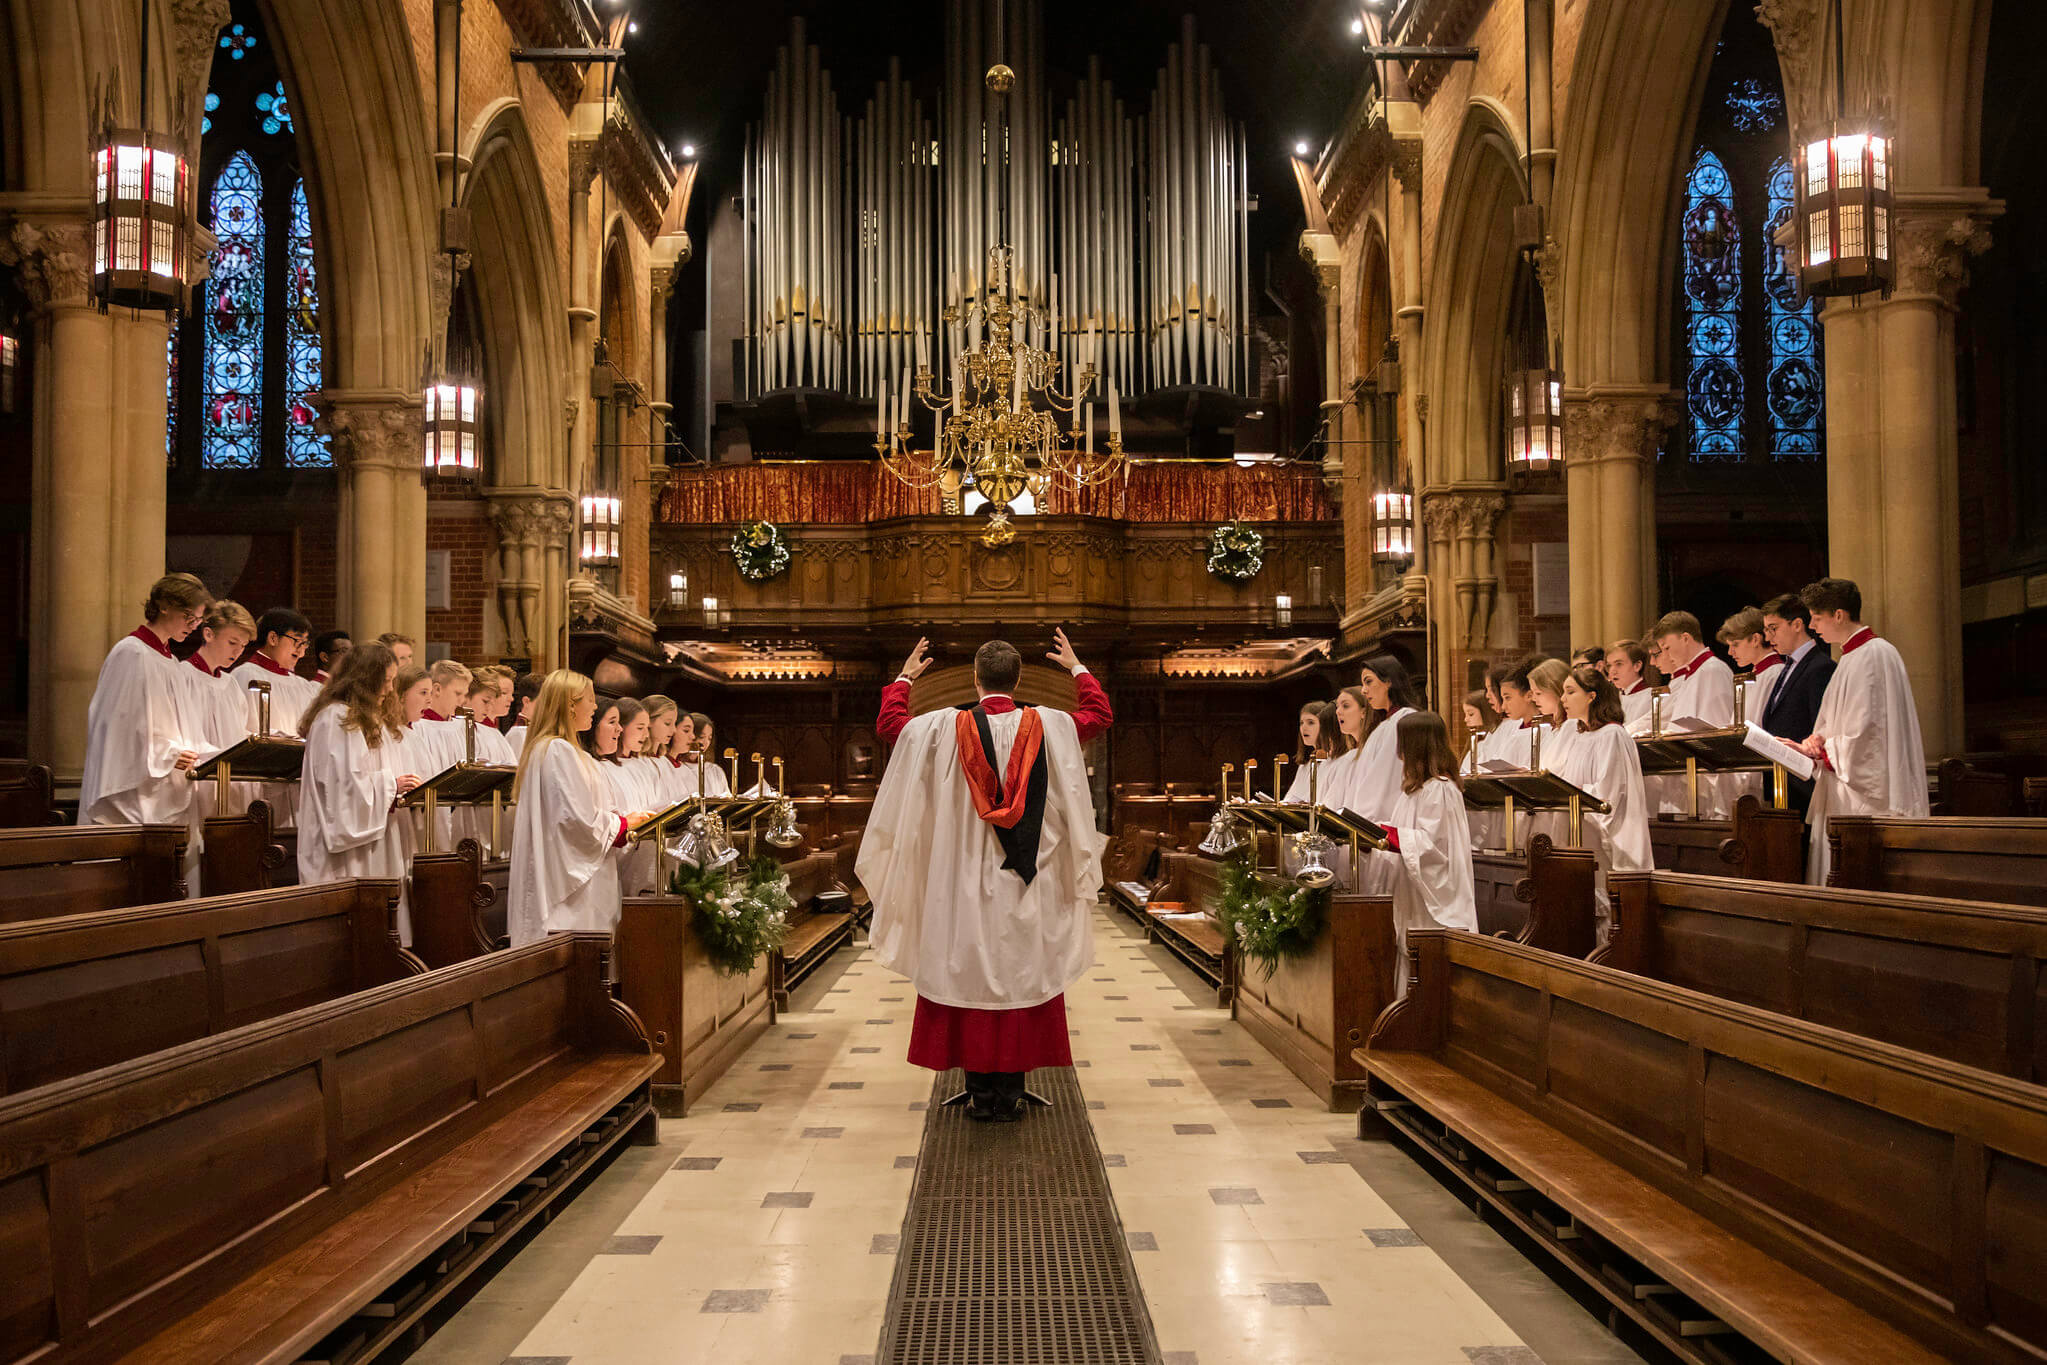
[{"xmin": 875, "ymin": 672, "xmax": 1114, "ymax": 1073}]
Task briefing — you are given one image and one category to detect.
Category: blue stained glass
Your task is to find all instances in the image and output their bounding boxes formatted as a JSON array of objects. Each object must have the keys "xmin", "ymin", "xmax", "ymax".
[
  {"xmin": 219, "ymin": 22, "xmax": 255, "ymax": 58},
  {"xmin": 285, "ymin": 180, "xmax": 330, "ymax": 467},
  {"xmin": 1766, "ymin": 157, "xmax": 1823, "ymax": 461},
  {"xmin": 256, "ymin": 82, "xmax": 293, "ymax": 136},
  {"xmin": 166, "ymin": 315, "xmax": 179, "ymax": 464},
  {"xmin": 202, "ymin": 92, "xmax": 219, "ymax": 135},
  {"xmin": 1724, "ymin": 77, "xmax": 1783, "ymax": 134},
  {"xmin": 1683, "ymin": 150, "xmax": 1743, "ymax": 460},
  {"xmin": 203, "ymin": 151, "xmax": 263, "ymax": 469}
]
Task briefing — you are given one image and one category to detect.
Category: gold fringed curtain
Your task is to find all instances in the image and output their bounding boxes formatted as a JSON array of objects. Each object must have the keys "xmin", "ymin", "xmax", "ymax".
[{"xmin": 658, "ymin": 461, "xmax": 1336, "ymax": 525}]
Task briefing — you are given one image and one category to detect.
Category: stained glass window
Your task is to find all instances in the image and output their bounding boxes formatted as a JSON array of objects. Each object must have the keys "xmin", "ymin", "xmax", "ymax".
[
  {"xmin": 202, "ymin": 151, "xmax": 263, "ymax": 469},
  {"xmin": 257, "ymin": 82, "xmax": 293, "ymax": 136},
  {"xmin": 1683, "ymin": 151, "xmax": 1744, "ymax": 460},
  {"xmin": 202, "ymin": 92, "xmax": 219, "ymax": 135},
  {"xmin": 285, "ymin": 180, "xmax": 330, "ymax": 467},
  {"xmin": 165, "ymin": 316, "xmax": 179, "ymax": 464},
  {"xmin": 1765, "ymin": 158, "xmax": 1823, "ymax": 460},
  {"xmin": 219, "ymin": 22, "xmax": 256, "ymax": 58}
]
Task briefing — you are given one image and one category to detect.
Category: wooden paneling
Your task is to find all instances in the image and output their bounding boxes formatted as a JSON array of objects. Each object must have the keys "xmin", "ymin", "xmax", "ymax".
[
  {"xmin": 1828, "ymin": 815, "xmax": 2047, "ymax": 907},
  {"xmin": 0, "ymin": 826, "xmax": 187, "ymax": 924}
]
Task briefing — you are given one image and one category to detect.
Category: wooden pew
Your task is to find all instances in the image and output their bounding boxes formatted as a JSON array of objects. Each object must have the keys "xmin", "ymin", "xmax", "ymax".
[
  {"xmin": 1647, "ymin": 793, "xmax": 1806, "ymax": 883},
  {"xmin": 1601, "ymin": 869, "xmax": 2047, "ymax": 1081},
  {"xmin": 1232, "ymin": 889, "xmax": 1397, "ymax": 1111},
  {"xmin": 1102, "ymin": 829, "xmax": 1169, "ymax": 928},
  {"xmin": 1469, "ymin": 836, "xmax": 1598, "ymax": 956},
  {"xmin": 0, "ymin": 824, "xmax": 188, "ymax": 924},
  {"xmin": 618, "ymin": 891, "xmax": 776, "ymax": 1116},
  {"xmin": 410, "ymin": 838, "xmax": 506, "ymax": 969},
  {"xmin": 0, "ymin": 761, "xmax": 59, "ymax": 828},
  {"xmin": 1360, "ymin": 929, "xmax": 2045, "ymax": 1364},
  {"xmin": 769, "ymin": 849, "xmax": 855, "ymax": 1009},
  {"xmin": 0, "ymin": 879, "xmax": 417, "ymax": 1097},
  {"xmin": 1935, "ymin": 754, "xmax": 2047, "ymax": 817},
  {"xmin": 1826, "ymin": 815, "xmax": 2047, "ymax": 908},
  {"xmin": 0, "ymin": 934, "xmax": 659, "ymax": 1365},
  {"xmin": 1138, "ymin": 851, "xmax": 1236, "ymax": 1006},
  {"xmin": 199, "ymin": 799, "xmax": 291, "ymax": 897}
]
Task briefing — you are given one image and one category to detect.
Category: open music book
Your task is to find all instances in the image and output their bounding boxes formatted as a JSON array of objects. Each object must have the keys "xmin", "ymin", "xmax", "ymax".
[{"xmin": 1739, "ymin": 723, "xmax": 1817, "ymax": 781}]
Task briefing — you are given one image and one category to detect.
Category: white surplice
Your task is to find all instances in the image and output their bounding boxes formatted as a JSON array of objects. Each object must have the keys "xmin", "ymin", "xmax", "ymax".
[
  {"xmin": 1374, "ymin": 777, "xmax": 1476, "ymax": 994},
  {"xmin": 602, "ymin": 758, "xmax": 665, "ymax": 895},
  {"xmin": 77, "ymin": 635, "xmax": 197, "ymax": 828},
  {"xmin": 166, "ymin": 659, "xmax": 256, "ymax": 892},
  {"xmin": 858, "ymin": 704, "xmax": 1101, "ymax": 1011},
  {"xmin": 1619, "ymin": 684, "xmax": 1654, "ymax": 732},
  {"xmin": 508, "ymin": 736, "xmax": 627, "ymax": 945},
  {"xmin": 1336, "ymin": 707, "xmax": 1415, "ymax": 894},
  {"xmin": 1651, "ymin": 652, "xmax": 1737, "ymax": 817},
  {"xmin": 298, "ymin": 706, "xmax": 414, "ymax": 938},
  {"xmin": 1555, "ymin": 720, "xmax": 1655, "ymax": 940},
  {"xmin": 505, "ymin": 724, "xmax": 530, "ymax": 761},
  {"xmin": 223, "ymin": 659, "xmax": 315, "ymax": 827},
  {"xmin": 1805, "ymin": 635, "xmax": 1929, "ymax": 885}
]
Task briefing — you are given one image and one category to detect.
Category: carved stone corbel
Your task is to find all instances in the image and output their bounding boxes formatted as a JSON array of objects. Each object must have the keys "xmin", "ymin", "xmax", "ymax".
[
  {"xmin": 318, "ymin": 396, "xmax": 421, "ymax": 475},
  {"xmin": 1, "ymin": 221, "xmax": 93, "ymax": 311},
  {"xmin": 1891, "ymin": 211, "xmax": 1994, "ymax": 308}
]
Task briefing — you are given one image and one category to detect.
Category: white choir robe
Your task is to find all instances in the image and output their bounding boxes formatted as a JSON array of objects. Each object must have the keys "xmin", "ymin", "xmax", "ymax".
[
  {"xmin": 1374, "ymin": 777, "xmax": 1477, "ymax": 994},
  {"xmin": 1461, "ymin": 729, "xmax": 1499, "ymax": 851},
  {"xmin": 1336, "ymin": 708, "xmax": 1415, "ymax": 893},
  {"xmin": 1727, "ymin": 660, "xmax": 1787, "ymax": 807},
  {"xmin": 1805, "ymin": 635, "xmax": 1929, "ymax": 885},
  {"xmin": 77, "ymin": 635, "xmax": 196, "ymax": 829},
  {"xmin": 1652, "ymin": 654, "xmax": 1738, "ymax": 818},
  {"xmin": 224, "ymin": 659, "xmax": 318, "ymax": 827},
  {"xmin": 505, "ymin": 724, "xmax": 530, "ymax": 761},
  {"xmin": 858, "ymin": 704, "xmax": 1100, "ymax": 1011},
  {"xmin": 298, "ymin": 707, "xmax": 415, "ymax": 940},
  {"xmin": 1524, "ymin": 721, "xmax": 1584, "ymax": 850},
  {"xmin": 637, "ymin": 756, "xmax": 683, "ymax": 809},
  {"xmin": 1619, "ymin": 685, "xmax": 1654, "ymax": 732},
  {"xmin": 696, "ymin": 761, "xmax": 734, "ymax": 797},
  {"xmin": 167, "ymin": 660, "xmax": 253, "ymax": 893},
  {"xmin": 508, "ymin": 736, "xmax": 628, "ymax": 946},
  {"xmin": 1292, "ymin": 748, "xmax": 1362, "ymax": 886},
  {"xmin": 602, "ymin": 758, "xmax": 665, "ymax": 895},
  {"xmin": 1554, "ymin": 721, "xmax": 1655, "ymax": 942}
]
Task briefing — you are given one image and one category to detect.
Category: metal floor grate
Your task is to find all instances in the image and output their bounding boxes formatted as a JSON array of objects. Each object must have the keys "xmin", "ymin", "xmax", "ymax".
[{"xmin": 876, "ymin": 1068, "xmax": 1163, "ymax": 1365}]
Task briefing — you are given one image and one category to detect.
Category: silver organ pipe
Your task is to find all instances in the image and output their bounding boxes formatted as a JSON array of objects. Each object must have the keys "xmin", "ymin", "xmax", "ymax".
[{"xmin": 738, "ymin": 3, "xmax": 1249, "ymax": 402}]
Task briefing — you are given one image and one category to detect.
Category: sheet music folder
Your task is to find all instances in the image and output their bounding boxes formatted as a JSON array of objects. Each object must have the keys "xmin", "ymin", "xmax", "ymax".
[
  {"xmin": 191, "ymin": 736, "xmax": 306, "ymax": 782},
  {"xmin": 399, "ymin": 763, "xmax": 518, "ymax": 805},
  {"xmin": 1460, "ymin": 771, "xmax": 1610, "ymax": 814},
  {"xmin": 631, "ymin": 795, "xmax": 778, "ymax": 843},
  {"xmin": 1241, "ymin": 801, "xmax": 1390, "ymax": 847}
]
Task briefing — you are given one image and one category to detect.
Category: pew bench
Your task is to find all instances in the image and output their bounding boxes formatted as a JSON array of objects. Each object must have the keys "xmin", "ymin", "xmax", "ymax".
[
  {"xmin": 0, "ymin": 760, "xmax": 59, "ymax": 829},
  {"xmin": 1140, "ymin": 851, "xmax": 1235, "ymax": 1006},
  {"xmin": 1360, "ymin": 929, "xmax": 2046, "ymax": 1364},
  {"xmin": 0, "ymin": 824, "xmax": 188, "ymax": 924},
  {"xmin": 620, "ymin": 891, "xmax": 777, "ymax": 1116},
  {"xmin": 1827, "ymin": 814, "xmax": 2047, "ymax": 908},
  {"xmin": 1231, "ymin": 888, "xmax": 1397, "ymax": 1111},
  {"xmin": 770, "ymin": 849, "xmax": 855, "ymax": 1009},
  {"xmin": 410, "ymin": 839, "xmax": 510, "ymax": 969},
  {"xmin": 1648, "ymin": 793, "xmax": 1806, "ymax": 883},
  {"xmin": 0, "ymin": 933, "xmax": 660, "ymax": 1365},
  {"xmin": 1602, "ymin": 869, "xmax": 2047, "ymax": 1081},
  {"xmin": 0, "ymin": 878, "xmax": 416, "ymax": 1097},
  {"xmin": 1102, "ymin": 830, "xmax": 1169, "ymax": 928},
  {"xmin": 1469, "ymin": 836, "xmax": 1598, "ymax": 956}
]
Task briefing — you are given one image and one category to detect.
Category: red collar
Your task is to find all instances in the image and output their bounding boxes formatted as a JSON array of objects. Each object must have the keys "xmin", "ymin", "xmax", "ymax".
[
  {"xmin": 187, "ymin": 653, "xmax": 221, "ymax": 677},
  {"xmin": 244, "ymin": 651, "xmax": 294, "ymax": 677},
  {"xmin": 420, "ymin": 708, "xmax": 447, "ymax": 722},
  {"xmin": 1842, "ymin": 627, "xmax": 1876, "ymax": 655},
  {"xmin": 1674, "ymin": 649, "xmax": 1714, "ymax": 680},
  {"xmin": 313, "ymin": 670, "xmax": 330, "ymax": 684},
  {"xmin": 130, "ymin": 625, "xmax": 175, "ymax": 659},
  {"xmin": 1624, "ymin": 681, "xmax": 1648, "ymax": 695},
  {"xmin": 1755, "ymin": 653, "xmax": 1786, "ymax": 673},
  {"xmin": 669, "ymin": 755, "xmax": 684, "ymax": 768},
  {"xmin": 978, "ymin": 694, "xmax": 1018, "ymax": 715}
]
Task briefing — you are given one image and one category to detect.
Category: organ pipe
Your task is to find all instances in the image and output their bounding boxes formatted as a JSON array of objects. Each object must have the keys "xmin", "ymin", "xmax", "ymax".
[{"xmin": 738, "ymin": 3, "xmax": 1248, "ymax": 401}]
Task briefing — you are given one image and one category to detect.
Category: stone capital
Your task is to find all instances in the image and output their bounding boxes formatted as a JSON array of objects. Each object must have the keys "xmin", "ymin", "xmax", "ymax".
[
  {"xmin": 567, "ymin": 138, "xmax": 602, "ymax": 196},
  {"xmin": 1563, "ymin": 391, "xmax": 1680, "ymax": 468},
  {"xmin": 169, "ymin": 0, "xmax": 232, "ymax": 108},
  {"xmin": 317, "ymin": 393, "xmax": 423, "ymax": 475},
  {"xmin": 1420, "ymin": 490, "xmax": 1505, "ymax": 542},
  {"xmin": 1298, "ymin": 230, "xmax": 1342, "ymax": 300},
  {"xmin": 1389, "ymin": 137, "xmax": 1424, "ymax": 195},
  {"xmin": 1, "ymin": 220, "xmax": 93, "ymax": 311},
  {"xmin": 489, "ymin": 490, "xmax": 577, "ymax": 547},
  {"xmin": 1755, "ymin": 0, "xmax": 1825, "ymax": 128},
  {"xmin": 1891, "ymin": 209, "xmax": 1995, "ymax": 307}
]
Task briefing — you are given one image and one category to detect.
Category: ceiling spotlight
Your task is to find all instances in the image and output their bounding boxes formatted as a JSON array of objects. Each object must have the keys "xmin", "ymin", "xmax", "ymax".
[
  {"xmin": 628, "ymin": 19, "xmax": 639, "ymax": 32},
  {"xmin": 1294, "ymin": 140, "xmax": 1311, "ymax": 157},
  {"xmin": 680, "ymin": 142, "xmax": 697, "ymax": 159},
  {"xmin": 1350, "ymin": 17, "xmax": 1364, "ymax": 34}
]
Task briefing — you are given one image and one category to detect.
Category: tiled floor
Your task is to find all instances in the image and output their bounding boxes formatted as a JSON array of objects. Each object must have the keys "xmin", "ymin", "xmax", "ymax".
[{"xmin": 413, "ymin": 905, "xmax": 1643, "ymax": 1365}]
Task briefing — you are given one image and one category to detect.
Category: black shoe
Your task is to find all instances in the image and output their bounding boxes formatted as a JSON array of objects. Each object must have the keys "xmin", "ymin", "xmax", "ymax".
[
  {"xmin": 990, "ymin": 1095, "xmax": 1026, "ymax": 1123},
  {"xmin": 965, "ymin": 1098, "xmax": 1001, "ymax": 1122}
]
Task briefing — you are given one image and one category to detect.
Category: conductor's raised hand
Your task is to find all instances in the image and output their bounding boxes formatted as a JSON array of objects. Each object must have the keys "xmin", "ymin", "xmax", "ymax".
[
  {"xmin": 1046, "ymin": 627, "xmax": 1082, "ymax": 673},
  {"xmin": 899, "ymin": 637, "xmax": 934, "ymax": 682}
]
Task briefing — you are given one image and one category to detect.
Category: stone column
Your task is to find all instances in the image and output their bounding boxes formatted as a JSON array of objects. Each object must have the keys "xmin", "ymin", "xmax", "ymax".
[
  {"xmin": 1821, "ymin": 204, "xmax": 1993, "ymax": 757},
  {"xmin": 322, "ymin": 392, "xmax": 425, "ymax": 644},
  {"xmin": 487, "ymin": 490, "xmax": 577, "ymax": 667},
  {"xmin": 566, "ymin": 130, "xmax": 600, "ymax": 510},
  {"xmin": 1564, "ymin": 389, "xmax": 1677, "ymax": 646},
  {"xmin": 3, "ymin": 220, "xmax": 171, "ymax": 781}
]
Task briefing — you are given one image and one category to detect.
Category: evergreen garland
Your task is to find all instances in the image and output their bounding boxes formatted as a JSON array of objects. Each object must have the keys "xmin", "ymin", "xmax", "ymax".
[
  {"xmin": 670, "ymin": 854, "xmax": 793, "ymax": 976},
  {"xmin": 1214, "ymin": 856, "xmax": 1330, "ymax": 978},
  {"xmin": 1206, "ymin": 520, "xmax": 1265, "ymax": 581},
  {"xmin": 732, "ymin": 519, "xmax": 793, "ymax": 581}
]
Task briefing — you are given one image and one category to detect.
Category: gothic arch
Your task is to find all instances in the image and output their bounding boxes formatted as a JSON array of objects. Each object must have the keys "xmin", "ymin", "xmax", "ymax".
[
  {"xmin": 1420, "ymin": 101, "xmax": 1527, "ymax": 485},
  {"xmin": 461, "ymin": 99, "xmax": 571, "ymax": 492}
]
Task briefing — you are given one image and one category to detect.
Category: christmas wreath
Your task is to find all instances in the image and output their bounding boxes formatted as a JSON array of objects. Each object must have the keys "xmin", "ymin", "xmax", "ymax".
[
  {"xmin": 732, "ymin": 519, "xmax": 793, "ymax": 582},
  {"xmin": 1206, "ymin": 520, "xmax": 1265, "ymax": 581},
  {"xmin": 1214, "ymin": 856, "xmax": 1330, "ymax": 979},
  {"xmin": 670, "ymin": 854, "xmax": 793, "ymax": 976}
]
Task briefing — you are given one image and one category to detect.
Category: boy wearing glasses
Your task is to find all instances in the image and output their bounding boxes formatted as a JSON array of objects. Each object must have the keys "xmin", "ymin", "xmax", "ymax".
[
  {"xmin": 78, "ymin": 573, "xmax": 214, "ymax": 827},
  {"xmin": 229, "ymin": 607, "xmax": 319, "ymax": 735}
]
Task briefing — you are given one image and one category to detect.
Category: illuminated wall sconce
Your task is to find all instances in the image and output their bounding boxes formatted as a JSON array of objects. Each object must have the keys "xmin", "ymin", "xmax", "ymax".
[{"xmin": 1275, "ymin": 593, "xmax": 1293, "ymax": 627}]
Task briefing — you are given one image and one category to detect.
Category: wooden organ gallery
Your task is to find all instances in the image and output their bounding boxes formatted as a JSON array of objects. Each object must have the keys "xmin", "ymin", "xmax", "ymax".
[{"xmin": 2, "ymin": 0, "xmax": 2047, "ymax": 1363}]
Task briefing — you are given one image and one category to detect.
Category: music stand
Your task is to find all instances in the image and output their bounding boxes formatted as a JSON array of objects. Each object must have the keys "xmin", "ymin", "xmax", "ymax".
[
  {"xmin": 191, "ymin": 736, "xmax": 305, "ymax": 808},
  {"xmin": 1462, "ymin": 771, "xmax": 1609, "ymax": 852},
  {"xmin": 1635, "ymin": 724, "xmax": 1795, "ymax": 817},
  {"xmin": 401, "ymin": 763, "xmax": 518, "ymax": 855}
]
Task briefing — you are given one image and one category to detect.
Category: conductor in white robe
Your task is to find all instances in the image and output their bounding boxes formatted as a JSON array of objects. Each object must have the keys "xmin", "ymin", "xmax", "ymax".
[
  {"xmin": 1794, "ymin": 578, "xmax": 1929, "ymax": 884},
  {"xmin": 78, "ymin": 573, "xmax": 215, "ymax": 830},
  {"xmin": 860, "ymin": 631, "xmax": 1111, "ymax": 1123}
]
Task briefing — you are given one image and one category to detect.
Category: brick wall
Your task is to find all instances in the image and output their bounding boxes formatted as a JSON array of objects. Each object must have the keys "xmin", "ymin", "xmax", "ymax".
[
  {"xmin": 296, "ymin": 512, "xmax": 338, "ymax": 634},
  {"xmin": 425, "ymin": 489, "xmax": 496, "ymax": 663}
]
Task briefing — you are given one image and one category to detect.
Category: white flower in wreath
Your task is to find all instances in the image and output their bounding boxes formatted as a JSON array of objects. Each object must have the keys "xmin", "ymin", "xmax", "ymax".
[{"xmin": 1206, "ymin": 520, "xmax": 1264, "ymax": 582}]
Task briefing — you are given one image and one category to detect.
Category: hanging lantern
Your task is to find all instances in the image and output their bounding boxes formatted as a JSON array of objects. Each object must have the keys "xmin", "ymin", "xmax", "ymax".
[
  {"xmin": 91, "ymin": 130, "xmax": 190, "ymax": 311},
  {"xmin": 0, "ymin": 333, "xmax": 18, "ymax": 415},
  {"xmin": 1372, "ymin": 488, "xmax": 1414, "ymax": 563},
  {"xmin": 1794, "ymin": 121, "xmax": 1893, "ymax": 298},
  {"xmin": 1505, "ymin": 369, "xmax": 1564, "ymax": 473},
  {"xmin": 579, "ymin": 494, "xmax": 621, "ymax": 566},
  {"xmin": 422, "ymin": 381, "xmax": 480, "ymax": 478}
]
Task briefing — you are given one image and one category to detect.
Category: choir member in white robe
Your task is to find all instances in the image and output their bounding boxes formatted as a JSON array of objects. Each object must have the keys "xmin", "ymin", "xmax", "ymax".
[
  {"xmin": 862, "ymin": 633, "xmax": 1109, "ymax": 1121},
  {"xmin": 1338, "ymin": 657, "xmax": 1424, "ymax": 893},
  {"xmin": 1647, "ymin": 613, "xmax": 1737, "ymax": 818},
  {"xmin": 1607, "ymin": 640, "xmax": 1657, "ymax": 732},
  {"xmin": 168, "ymin": 602, "xmax": 259, "ymax": 892},
  {"xmin": 508, "ymin": 671, "xmax": 647, "ymax": 949},
  {"xmin": 1718, "ymin": 607, "xmax": 1788, "ymax": 808},
  {"xmin": 1458, "ymin": 690, "xmax": 1502, "ymax": 776},
  {"xmin": 296, "ymin": 644, "xmax": 420, "ymax": 938},
  {"xmin": 638, "ymin": 697, "xmax": 684, "ymax": 808},
  {"xmin": 1282, "ymin": 701, "xmax": 1338, "ymax": 802},
  {"xmin": 77, "ymin": 573, "xmax": 213, "ymax": 829},
  {"xmin": 1795, "ymin": 579, "xmax": 1930, "ymax": 885},
  {"xmin": 689, "ymin": 711, "xmax": 735, "ymax": 798},
  {"xmin": 1371, "ymin": 714, "xmax": 1476, "ymax": 992},
  {"xmin": 224, "ymin": 606, "xmax": 320, "ymax": 827},
  {"xmin": 1556, "ymin": 667, "xmax": 1655, "ymax": 942},
  {"xmin": 1303, "ymin": 689, "xmax": 1371, "ymax": 885},
  {"xmin": 1520, "ymin": 659, "xmax": 1584, "ymax": 849},
  {"xmin": 374, "ymin": 632, "xmax": 417, "ymax": 670},
  {"xmin": 599, "ymin": 700, "xmax": 665, "ymax": 895}
]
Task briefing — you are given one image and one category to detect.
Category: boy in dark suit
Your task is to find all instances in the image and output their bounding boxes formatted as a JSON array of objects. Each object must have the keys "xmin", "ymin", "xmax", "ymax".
[{"xmin": 1760, "ymin": 591, "xmax": 1836, "ymax": 814}]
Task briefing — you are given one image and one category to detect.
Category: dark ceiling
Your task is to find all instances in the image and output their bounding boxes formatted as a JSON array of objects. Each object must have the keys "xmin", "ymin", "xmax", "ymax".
[{"xmin": 623, "ymin": 0, "xmax": 1361, "ymax": 269}]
